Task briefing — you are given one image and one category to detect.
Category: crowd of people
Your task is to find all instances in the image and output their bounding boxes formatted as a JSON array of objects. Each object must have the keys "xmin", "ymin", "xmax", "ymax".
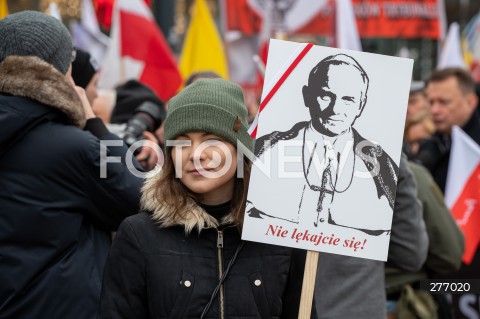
[{"xmin": 0, "ymin": 9, "xmax": 477, "ymax": 319}]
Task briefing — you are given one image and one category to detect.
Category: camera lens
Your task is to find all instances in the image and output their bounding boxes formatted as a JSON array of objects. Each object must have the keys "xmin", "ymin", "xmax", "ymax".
[{"xmin": 122, "ymin": 101, "xmax": 166, "ymax": 154}]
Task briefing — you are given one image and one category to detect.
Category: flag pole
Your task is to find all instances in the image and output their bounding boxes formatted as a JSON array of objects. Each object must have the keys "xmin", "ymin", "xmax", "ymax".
[
  {"xmin": 298, "ymin": 250, "xmax": 319, "ymax": 319},
  {"xmin": 116, "ymin": 4, "xmax": 126, "ymax": 84},
  {"xmin": 252, "ymin": 54, "xmax": 266, "ymax": 77},
  {"xmin": 120, "ymin": 57, "xmax": 126, "ymax": 84}
]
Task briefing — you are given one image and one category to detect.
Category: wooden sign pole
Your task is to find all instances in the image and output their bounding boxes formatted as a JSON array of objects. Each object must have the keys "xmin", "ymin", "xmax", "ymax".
[{"xmin": 298, "ymin": 250, "xmax": 319, "ymax": 319}]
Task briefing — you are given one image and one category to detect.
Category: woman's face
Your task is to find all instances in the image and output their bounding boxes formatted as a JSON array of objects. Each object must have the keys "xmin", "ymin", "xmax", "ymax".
[{"xmin": 171, "ymin": 132, "xmax": 238, "ymax": 205}]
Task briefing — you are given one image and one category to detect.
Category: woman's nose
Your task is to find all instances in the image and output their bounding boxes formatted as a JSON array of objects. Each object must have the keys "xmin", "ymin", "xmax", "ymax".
[{"xmin": 190, "ymin": 142, "xmax": 207, "ymax": 162}]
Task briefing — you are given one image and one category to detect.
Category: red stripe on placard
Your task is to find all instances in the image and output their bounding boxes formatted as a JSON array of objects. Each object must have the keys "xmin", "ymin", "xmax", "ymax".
[
  {"xmin": 250, "ymin": 43, "xmax": 314, "ymax": 139},
  {"xmin": 251, "ymin": 125, "xmax": 258, "ymax": 139},
  {"xmin": 259, "ymin": 43, "xmax": 314, "ymax": 114}
]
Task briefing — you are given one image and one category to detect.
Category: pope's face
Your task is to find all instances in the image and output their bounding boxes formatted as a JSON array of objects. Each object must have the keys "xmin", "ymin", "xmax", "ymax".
[{"xmin": 306, "ymin": 64, "xmax": 365, "ymax": 136}]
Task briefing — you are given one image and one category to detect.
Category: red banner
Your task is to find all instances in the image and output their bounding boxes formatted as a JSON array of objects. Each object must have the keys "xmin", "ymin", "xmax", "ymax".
[
  {"xmin": 225, "ymin": 0, "xmax": 262, "ymax": 36},
  {"xmin": 354, "ymin": 0, "xmax": 441, "ymax": 39},
  {"xmin": 225, "ymin": 0, "xmax": 442, "ymax": 39}
]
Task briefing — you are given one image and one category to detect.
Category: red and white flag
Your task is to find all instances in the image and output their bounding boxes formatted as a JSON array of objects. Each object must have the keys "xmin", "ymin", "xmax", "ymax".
[
  {"xmin": 437, "ymin": 22, "xmax": 466, "ymax": 69},
  {"xmin": 72, "ymin": 0, "xmax": 110, "ymax": 66},
  {"xmin": 97, "ymin": 0, "xmax": 182, "ymax": 102},
  {"xmin": 94, "ymin": 0, "xmax": 151, "ymax": 30},
  {"xmin": 445, "ymin": 126, "xmax": 480, "ymax": 265},
  {"xmin": 335, "ymin": 0, "xmax": 362, "ymax": 51},
  {"xmin": 257, "ymin": 0, "xmax": 273, "ymax": 67}
]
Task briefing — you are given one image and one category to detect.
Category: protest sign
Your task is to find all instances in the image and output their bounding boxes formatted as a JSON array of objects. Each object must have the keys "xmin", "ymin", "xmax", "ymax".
[{"xmin": 242, "ymin": 39, "xmax": 413, "ymax": 262}]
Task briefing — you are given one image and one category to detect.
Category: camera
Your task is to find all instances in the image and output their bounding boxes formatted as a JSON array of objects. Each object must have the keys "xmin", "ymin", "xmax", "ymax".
[{"xmin": 122, "ymin": 101, "xmax": 166, "ymax": 155}]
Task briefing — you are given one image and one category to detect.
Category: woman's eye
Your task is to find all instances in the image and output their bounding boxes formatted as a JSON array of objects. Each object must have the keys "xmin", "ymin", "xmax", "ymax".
[
  {"xmin": 205, "ymin": 139, "xmax": 222, "ymax": 145},
  {"xmin": 172, "ymin": 139, "xmax": 191, "ymax": 148}
]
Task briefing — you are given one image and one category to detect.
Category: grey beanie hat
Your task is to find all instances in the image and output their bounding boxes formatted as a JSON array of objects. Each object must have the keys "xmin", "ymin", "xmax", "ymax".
[
  {"xmin": 165, "ymin": 78, "xmax": 254, "ymax": 152},
  {"xmin": 0, "ymin": 11, "xmax": 72, "ymax": 74}
]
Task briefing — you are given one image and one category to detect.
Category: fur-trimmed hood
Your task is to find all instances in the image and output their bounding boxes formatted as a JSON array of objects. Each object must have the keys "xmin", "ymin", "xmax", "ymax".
[
  {"xmin": 0, "ymin": 56, "xmax": 86, "ymax": 159},
  {"xmin": 0, "ymin": 55, "xmax": 85, "ymax": 128},
  {"xmin": 140, "ymin": 169, "xmax": 236, "ymax": 234}
]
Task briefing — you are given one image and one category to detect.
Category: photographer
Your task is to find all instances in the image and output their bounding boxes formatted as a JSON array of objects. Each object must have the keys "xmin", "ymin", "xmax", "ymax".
[
  {"xmin": 0, "ymin": 12, "xmax": 143, "ymax": 318},
  {"xmin": 102, "ymin": 80, "xmax": 167, "ymax": 170}
]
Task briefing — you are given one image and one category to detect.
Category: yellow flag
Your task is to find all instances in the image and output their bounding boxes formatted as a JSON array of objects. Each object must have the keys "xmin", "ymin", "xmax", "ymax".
[
  {"xmin": 0, "ymin": 0, "xmax": 9, "ymax": 19},
  {"xmin": 462, "ymin": 37, "xmax": 473, "ymax": 67},
  {"xmin": 179, "ymin": 0, "xmax": 229, "ymax": 81}
]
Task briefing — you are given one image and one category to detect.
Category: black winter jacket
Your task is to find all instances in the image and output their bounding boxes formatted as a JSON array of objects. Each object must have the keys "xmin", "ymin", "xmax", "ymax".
[
  {"xmin": 100, "ymin": 213, "xmax": 308, "ymax": 319},
  {"xmin": 100, "ymin": 173, "xmax": 313, "ymax": 319},
  {"xmin": 416, "ymin": 109, "xmax": 480, "ymax": 192},
  {"xmin": 0, "ymin": 56, "xmax": 143, "ymax": 318}
]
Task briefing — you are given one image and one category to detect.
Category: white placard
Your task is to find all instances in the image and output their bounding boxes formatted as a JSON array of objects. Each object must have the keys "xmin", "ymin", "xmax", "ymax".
[{"xmin": 242, "ymin": 39, "xmax": 413, "ymax": 261}]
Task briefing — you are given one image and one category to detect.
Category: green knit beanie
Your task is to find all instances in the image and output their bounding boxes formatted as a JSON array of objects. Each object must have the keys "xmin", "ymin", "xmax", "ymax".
[{"xmin": 164, "ymin": 78, "xmax": 254, "ymax": 152}]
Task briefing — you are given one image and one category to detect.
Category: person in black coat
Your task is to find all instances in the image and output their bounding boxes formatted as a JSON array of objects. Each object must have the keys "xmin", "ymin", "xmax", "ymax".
[
  {"xmin": 99, "ymin": 78, "xmax": 314, "ymax": 318},
  {"xmin": 0, "ymin": 11, "xmax": 143, "ymax": 318},
  {"xmin": 416, "ymin": 67, "xmax": 480, "ymax": 192}
]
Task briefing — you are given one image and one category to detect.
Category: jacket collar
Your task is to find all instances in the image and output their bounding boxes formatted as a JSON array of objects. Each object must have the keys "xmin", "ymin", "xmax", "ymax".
[
  {"xmin": 141, "ymin": 169, "xmax": 236, "ymax": 234},
  {"xmin": 0, "ymin": 55, "xmax": 85, "ymax": 128},
  {"xmin": 462, "ymin": 109, "xmax": 480, "ymax": 144}
]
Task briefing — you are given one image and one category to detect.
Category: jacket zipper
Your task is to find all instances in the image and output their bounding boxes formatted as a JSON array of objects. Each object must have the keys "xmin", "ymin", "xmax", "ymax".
[{"xmin": 217, "ymin": 230, "xmax": 225, "ymax": 319}]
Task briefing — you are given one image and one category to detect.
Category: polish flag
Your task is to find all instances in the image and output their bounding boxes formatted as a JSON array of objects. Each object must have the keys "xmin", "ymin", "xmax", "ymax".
[
  {"xmin": 335, "ymin": 0, "xmax": 362, "ymax": 51},
  {"xmin": 72, "ymin": 0, "xmax": 110, "ymax": 66},
  {"xmin": 97, "ymin": 0, "xmax": 182, "ymax": 102},
  {"xmin": 257, "ymin": 0, "xmax": 273, "ymax": 67},
  {"xmin": 94, "ymin": 0, "xmax": 151, "ymax": 30},
  {"xmin": 445, "ymin": 126, "xmax": 480, "ymax": 265}
]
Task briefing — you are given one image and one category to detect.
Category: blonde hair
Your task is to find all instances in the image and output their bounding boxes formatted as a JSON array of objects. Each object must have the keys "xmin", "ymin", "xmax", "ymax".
[
  {"xmin": 140, "ymin": 150, "xmax": 252, "ymax": 232},
  {"xmin": 405, "ymin": 109, "xmax": 435, "ymax": 136}
]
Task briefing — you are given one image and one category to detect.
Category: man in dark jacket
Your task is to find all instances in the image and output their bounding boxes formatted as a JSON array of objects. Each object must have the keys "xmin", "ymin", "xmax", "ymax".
[
  {"xmin": 416, "ymin": 68, "xmax": 480, "ymax": 192},
  {"xmin": 415, "ymin": 67, "xmax": 480, "ymax": 319},
  {"xmin": 385, "ymin": 162, "xmax": 464, "ymax": 318},
  {"xmin": 0, "ymin": 11, "xmax": 143, "ymax": 319}
]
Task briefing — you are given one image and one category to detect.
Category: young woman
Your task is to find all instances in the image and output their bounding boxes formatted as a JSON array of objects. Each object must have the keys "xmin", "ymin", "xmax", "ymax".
[{"xmin": 99, "ymin": 78, "xmax": 311, "ymax": 318}]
